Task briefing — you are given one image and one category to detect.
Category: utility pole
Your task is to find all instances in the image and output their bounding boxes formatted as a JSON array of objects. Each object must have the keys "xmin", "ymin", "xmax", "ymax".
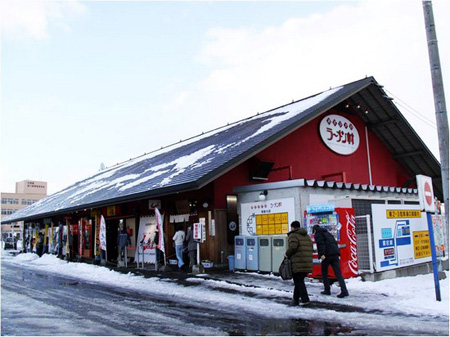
[{"xmin": 422, "ymin": 1, "xmax": 449, "ymax": 238}]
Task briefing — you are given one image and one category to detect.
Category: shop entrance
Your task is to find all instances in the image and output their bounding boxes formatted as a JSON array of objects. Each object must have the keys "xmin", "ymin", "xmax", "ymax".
[{"xmin": 106, "ymin": 219, "xmax": 120, "ymax": 262}]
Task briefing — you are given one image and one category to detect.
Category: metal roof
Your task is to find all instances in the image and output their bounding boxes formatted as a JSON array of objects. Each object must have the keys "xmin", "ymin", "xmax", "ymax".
[{"xmin": 2, "ymin": 76, "xmax": 441, "ymax": 223}]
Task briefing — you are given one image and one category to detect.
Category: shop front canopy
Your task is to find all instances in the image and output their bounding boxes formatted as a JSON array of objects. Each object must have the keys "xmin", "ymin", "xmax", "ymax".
[{"xmin": 2, "ymin": 76, "xmax": 442, "ymax": 224}]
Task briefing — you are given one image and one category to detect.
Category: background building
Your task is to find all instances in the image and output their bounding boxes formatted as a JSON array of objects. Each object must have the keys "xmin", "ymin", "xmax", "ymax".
[{"xmin": 1, "ymin": 180, "xmax": 47, "ymax": 239}]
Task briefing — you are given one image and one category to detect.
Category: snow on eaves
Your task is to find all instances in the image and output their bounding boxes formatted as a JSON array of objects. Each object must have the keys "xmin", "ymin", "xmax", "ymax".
[{"xmin": 3, "ymin": 83, "xmax": 348, "ymax": 222}]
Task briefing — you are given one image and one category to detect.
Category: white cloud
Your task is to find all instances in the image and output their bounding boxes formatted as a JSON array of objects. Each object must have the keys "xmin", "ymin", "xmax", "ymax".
[
  {"xmin": 165, "ymin": 0, "xmax": 449, "ymax": 159},
  {"xmin": 1, "ymin": 0, "xmax": 87, "ymax": 40}
]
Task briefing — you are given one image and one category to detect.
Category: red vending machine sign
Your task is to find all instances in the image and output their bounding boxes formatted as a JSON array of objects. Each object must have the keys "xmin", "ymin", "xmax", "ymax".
[{"xmin": 306, "ymin": 207, "xmax": 358, "ymax": 279}]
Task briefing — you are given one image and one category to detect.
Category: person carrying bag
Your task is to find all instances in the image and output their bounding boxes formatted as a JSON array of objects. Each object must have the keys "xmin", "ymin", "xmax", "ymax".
[
  {"xmin": 279, "ymin": 257, "xmax": 293, "ymax": 280},
  {"xmin": 284, "ymin": 221, "xmax": 313, "ymax": 306}
]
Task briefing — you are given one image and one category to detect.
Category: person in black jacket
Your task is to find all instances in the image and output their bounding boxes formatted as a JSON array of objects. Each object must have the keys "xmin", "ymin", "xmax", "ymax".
[
  {"xmin": 313, "ymin": 225, "xmax": 349, "ymax": 298},
  {"xmin": 285, "ymin": 221, "xmax": 313, "ymax": 306},
  {"xmin": 117, "ymin": 223, "xmax": 131, "ymax": 264}
]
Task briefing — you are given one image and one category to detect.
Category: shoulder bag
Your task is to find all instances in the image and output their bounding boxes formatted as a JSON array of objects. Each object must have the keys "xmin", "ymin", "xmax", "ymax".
[{"xmin": 279, "ymin": 257, "xmax": 293, "ymax": 280}]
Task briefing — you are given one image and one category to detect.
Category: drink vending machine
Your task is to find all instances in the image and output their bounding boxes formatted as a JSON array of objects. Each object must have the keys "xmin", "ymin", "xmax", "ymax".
[{"xmin": 305, "ymin": 204, "xmax": 359, "ymax": 279}]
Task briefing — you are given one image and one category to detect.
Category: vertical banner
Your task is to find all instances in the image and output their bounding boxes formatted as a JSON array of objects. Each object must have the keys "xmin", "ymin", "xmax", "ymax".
[
  {"xmin": 94, "ymin": 215, "xmax": 100, "ymax": 257},
  {"xmin": 44, "ymin": 224, "xmax": 49, "ymax": 247},
  {"xmin": 49, "ymin": 223, "xmax": 54, "ymax": 253},
  {"xmin": 99, "ymin": 215, "xmax": 107, "ymax": 254},
  {"xmin": 78, "ymin": 219, "xmax": 84, "ymax": 257},
  {"xmin": 65, "ymin": 221, "xmax": 69, "ymax": 257},
  {"xmin": 155, "ymin": 208, "xmax": 165, "ymax": 254},
  {"xmin": 34, "ymin": 229, "xmax": 38, "ymax": 252}
]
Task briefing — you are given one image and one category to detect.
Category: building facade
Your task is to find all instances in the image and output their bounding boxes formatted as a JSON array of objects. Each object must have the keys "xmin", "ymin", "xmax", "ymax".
[
  {"xmin": 1, "ymin": 180, "xmax": 47, "ymax": 239},
  {"xmin": 1, "ymin": 77, "xmax": 445, "ymax": 277}
]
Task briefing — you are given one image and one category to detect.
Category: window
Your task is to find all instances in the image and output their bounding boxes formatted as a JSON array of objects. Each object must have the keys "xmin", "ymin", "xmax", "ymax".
[
  {"xmin": 404, "ymin": 200, "xmax": 420, "ymax": 205},
  {"xmin": 1, "ymin": 209, "xmax": 16, "ymax": 215},
  {"xmin": 1, "ymin": 198, "xmax": 19, "ymax": 205},
  {"xmin": 21, "ymin": 199, "xmax": 38, "ymax": 205}
]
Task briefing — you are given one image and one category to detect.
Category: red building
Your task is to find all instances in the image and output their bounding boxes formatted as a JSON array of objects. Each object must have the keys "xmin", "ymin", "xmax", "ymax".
[{"xmin": 2, "ymin": 77, "xmax": 443, "ymax": 272}]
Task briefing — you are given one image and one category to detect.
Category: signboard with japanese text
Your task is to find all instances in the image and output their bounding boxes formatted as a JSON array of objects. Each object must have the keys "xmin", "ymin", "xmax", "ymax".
[
  {"xmin": 240, "ymin": 198, "xmax": 295, "ymax": 236},
  {"xmin": 193, "ymin": 222, "xmax": 205, "ymax": 242},
  {"xmin": 372, "ymin": 204, "xmax": 431, "ymax": 272},
  {"xmin": 200, "ymin": 218, "xmax": 206, "ymax": 242},
  {"xmin": 432, "ymin": 215, "xmax": 447, "ymax": 257},
  {"xmin": 413, "ymin": 231, "xmax": 431, "ymax": 259},
  {"xmin": 193, "ymin": 223, "xmax": 201, "ymax": 240},
  {"xmin": 319, "ymin": 114, "xmax": 360, "ymax": 155}
]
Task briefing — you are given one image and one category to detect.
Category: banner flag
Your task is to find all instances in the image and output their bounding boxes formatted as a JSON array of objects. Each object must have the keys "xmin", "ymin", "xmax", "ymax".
[
  {"xmin": 99, "ymin": 215, "xmax": 107, "ymax": 252},
  {"xmin": 155, "ymin": 207, "xmax": 165, "ymax": 254},
  {"xmin": 49, "ymin": 223, "xmax": 54, "ymax": 249}
]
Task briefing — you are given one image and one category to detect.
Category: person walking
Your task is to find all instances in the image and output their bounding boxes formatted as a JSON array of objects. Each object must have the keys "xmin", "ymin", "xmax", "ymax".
[
  {"xmin": 285, "ymin": 220, "xmax": 313, "ymax": 306},
  {"xmin": 172, "ymin": 226, "xmax": 186, "ymax": 269},
  {"xmin": 185, "ymin": 225, "xmax": 197, "ymax": 269},
  {"xmin": 117, "ymin": 222, "xmax": 131, "ymax": 265},
  {"xmin": 151, "ymin": 228, "xmax": 164, "ymax": 268},
  {"xmin": 313, "ymin": 225, "xmax": 349, "ymax": 298}
]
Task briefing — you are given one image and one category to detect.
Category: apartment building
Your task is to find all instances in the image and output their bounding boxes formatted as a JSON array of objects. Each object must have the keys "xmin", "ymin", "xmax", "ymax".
[{"xmin": 1, "ymin": 180, "xmax": 47, "ymax": 239}]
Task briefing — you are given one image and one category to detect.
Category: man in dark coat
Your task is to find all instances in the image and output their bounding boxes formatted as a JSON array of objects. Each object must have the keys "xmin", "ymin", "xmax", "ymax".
[
  {"xmin": 313, "ymin": 225, "xmax": 349, "ymax": 298},
  {"xmin": 117, "ymin": 223, "xmax": 131, "ymax": 264},
  {"xmin": 285, "ymin": 221, "xmax": 313, "ymax": 306},
  {"xmin": 151, "ymin": 228, "xmax": 164, "ymax": 268},
  {"xmin": 185, "ymin": 225, "xmax": 197, "ymax": 268}
]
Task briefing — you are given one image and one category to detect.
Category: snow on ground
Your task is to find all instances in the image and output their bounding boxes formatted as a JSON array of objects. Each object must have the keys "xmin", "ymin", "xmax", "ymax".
[{"xmin": 2, "ymin": 249, "xmax": 449, "ymax": 335}]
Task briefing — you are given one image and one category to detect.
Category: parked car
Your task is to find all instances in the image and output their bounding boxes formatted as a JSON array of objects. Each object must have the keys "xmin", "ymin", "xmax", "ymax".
[{"xmin": 3, "ymin": 237, "xmax": 15, "ymax": 250}]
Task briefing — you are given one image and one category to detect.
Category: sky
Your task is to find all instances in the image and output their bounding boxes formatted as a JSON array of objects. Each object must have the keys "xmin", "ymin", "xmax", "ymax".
[
  {"xmin": 1, "ymin": 251, "xmax": 449, "ymax": 335},
  {"xmin": 1, "ymin": 0, "xmax": 449, "ymax": 195}
]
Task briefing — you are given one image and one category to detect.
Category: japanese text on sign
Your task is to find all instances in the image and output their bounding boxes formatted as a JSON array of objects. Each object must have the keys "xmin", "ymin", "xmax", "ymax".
[
  {"xmin": 326, "ymin": 127, "xmax": 355, "ymax": 145},
  {"xmin": 386, "ymin": 210, "xmax": 422, "ymax": 219},
  {"xmin": 413, "ymin": 231, "xmax": 431, "ymax": 259},
  {"xmin": 319, "ymin": 114, "xmax": 360, "ymax": 155}
]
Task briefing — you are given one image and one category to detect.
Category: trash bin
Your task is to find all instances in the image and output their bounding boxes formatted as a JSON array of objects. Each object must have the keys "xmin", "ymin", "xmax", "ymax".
[
  {"xmin": 234, "ymin": 236, "xmax": 247, "ymax": 270},
  {"xmin": 227, "ymin": 255, "xmax": 235, "ymax": 271},
  {"xmin": 246, "ymin": 236, "xmax": 259, "ymax": 271},
  {"xmin": 258, "ymin": 236, "xmax": 272, "ymax": 272},
  {"xmin": 272, "ymin": 235, "xmax": 287, "ymax": 273}
]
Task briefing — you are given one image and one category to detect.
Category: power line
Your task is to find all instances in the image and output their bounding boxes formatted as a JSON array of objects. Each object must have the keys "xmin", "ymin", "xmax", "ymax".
[{"xmin": 385, "ymin": 89, "xmax": 437, "ymax": 128}]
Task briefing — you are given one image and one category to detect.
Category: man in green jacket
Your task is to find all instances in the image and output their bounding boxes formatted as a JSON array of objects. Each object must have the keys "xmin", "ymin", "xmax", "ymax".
[{"xmin": 285, "ymin": 221, "xmax": 313, "ymax": 306}]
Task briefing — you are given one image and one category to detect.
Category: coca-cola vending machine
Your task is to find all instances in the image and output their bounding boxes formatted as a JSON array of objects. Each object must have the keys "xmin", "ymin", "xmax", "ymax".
[{"xmin": 305, "ymin": 204, "xmax": 358, "ymax": 279}]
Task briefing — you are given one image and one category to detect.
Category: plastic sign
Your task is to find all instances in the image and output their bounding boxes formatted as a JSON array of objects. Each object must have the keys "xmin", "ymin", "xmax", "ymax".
[
  {"xmin": 307, "ymin": 203, "xmax": 335, "ymax": 214},
  {"xmin": 240, "ymin": 198, "xmax": 295, "ymax": 236},
  {"xmin": 319, "ymin": 114, "xmax": 360, "ymax": 155},
  {"xmin": 193, "ymin": 223, "xmax": 202, "ymax": 241},
  {"xmin": 371, "ymin": 204, "xmax": 431, "ymax": 272},
  {"xmin": 416, "ymin": 175, "xmax": 436, "ymax": 213}
]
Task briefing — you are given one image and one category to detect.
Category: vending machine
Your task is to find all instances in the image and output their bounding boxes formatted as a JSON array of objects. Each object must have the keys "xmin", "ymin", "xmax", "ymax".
[{"xmin": 305, "ymin": 204, "xmax": 358, "ymax": 279}]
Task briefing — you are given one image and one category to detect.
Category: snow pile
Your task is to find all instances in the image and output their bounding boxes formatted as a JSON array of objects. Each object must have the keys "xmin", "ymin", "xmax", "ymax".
[
  {"xmin": 2, "ymin": 252, "xmax": 449, "ymax": 335},
  {"xmin": 346, "ymin": 273, "xmax": 449, "ymax": 317}
]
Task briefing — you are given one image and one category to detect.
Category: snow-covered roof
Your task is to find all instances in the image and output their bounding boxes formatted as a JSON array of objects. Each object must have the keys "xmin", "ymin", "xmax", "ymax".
[{"xmin": 2, "ymin": 77, "xmax": 441, "ymax": 223}]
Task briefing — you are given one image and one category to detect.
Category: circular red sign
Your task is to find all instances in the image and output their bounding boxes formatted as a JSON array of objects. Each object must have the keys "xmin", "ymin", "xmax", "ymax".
[{"xmin": 424, "ymin": 181, "xmax": 433, "ymax": 206}]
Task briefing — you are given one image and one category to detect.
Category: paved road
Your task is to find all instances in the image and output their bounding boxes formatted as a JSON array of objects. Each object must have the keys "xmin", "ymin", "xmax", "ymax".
[
  {"xmin": 1, "ymin": 262, "xmax": 355, "ymax": 335},
  {"xmin": 1, "ymin": 261, "xmax": 448, "ymax": 336}
]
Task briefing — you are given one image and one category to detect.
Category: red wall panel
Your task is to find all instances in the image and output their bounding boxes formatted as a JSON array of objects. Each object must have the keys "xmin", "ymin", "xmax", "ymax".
[{"xmin": 214, "ymin": 110, "xmax": 411, "ymax": 208}]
